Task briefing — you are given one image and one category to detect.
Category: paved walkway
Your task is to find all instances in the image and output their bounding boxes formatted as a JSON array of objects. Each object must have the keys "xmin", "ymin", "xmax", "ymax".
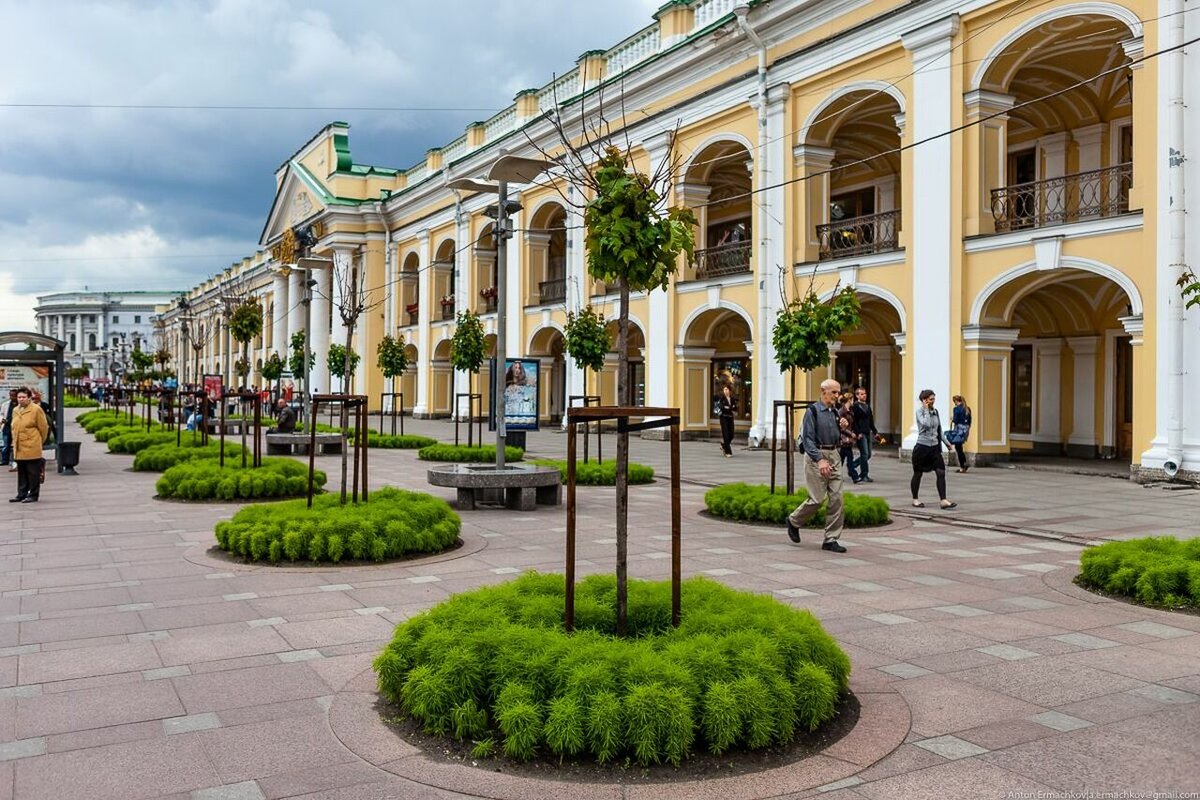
[{"xmin": 0, "ymin": 411, "xmax": 1197, "ymax": 799}]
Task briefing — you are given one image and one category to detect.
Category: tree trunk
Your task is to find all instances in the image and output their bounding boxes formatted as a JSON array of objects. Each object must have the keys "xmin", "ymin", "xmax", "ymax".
[{"xmin": 615, "ymin": 275, "xmax": 630, "ymax": 636}]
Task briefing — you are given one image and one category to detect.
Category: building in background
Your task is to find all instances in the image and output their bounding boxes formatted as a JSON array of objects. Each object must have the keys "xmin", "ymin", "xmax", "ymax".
[
  {"xmin": 157, "ymin": 0, "xmax": 1199, "ymax": 482},
  {"xmin": 34, "ymin": 290, "xmax": 183, "ymax": 381}
]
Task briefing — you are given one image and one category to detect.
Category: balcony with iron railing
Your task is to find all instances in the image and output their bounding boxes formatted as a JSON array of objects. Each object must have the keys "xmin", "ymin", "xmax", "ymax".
[
  {"xmin": 538, "ymin": 278, "xmax": 566, "ymax": 305},
  {"xmin": 990, "ymin": 163, "xmax": 1133, "ymax": 233},
  {"xmin": 440, "ymin": 301, "xmax": 455, "ymax": 321},
  {"xmin": 691, "ymin": 241, "xmax": 752, "ymax": 280},
  {"xmin": 479, "ymin": 288, "xmax": 498, "ymax": 314},
  {"xmin": 817, "ymin": 210, "xmax": 902, "ymax": 261}
]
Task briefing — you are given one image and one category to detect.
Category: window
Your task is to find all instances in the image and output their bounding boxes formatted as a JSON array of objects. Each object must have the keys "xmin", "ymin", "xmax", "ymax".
[
  {"xmin": 1010, "ymin": 344, "xmax": 1033, "ymax": 435},
  {"xmin": 112, "ymin": 316, "xmax": 120, "ymax": 324},
  {"xmin": 88, "ymin": 334, "xmax": 97, "ymax": 350},
  {"xmin": 67, "ymin": 315, "xmax": 76, "ymax": 324},
  {"xmin": 69, "ymin": 334, "xmax": 77, "ymax": 351},
  {"xmin": 829, "ymin": 187, "xmax": 875, "ymax": 222},
  {"xmin": 87, "ymin": 315, "xmax": 96, "ymax": 324},
  {"xmin": 134, "ymin": 315, "xmax": 141, "ymax": 324},
  {"xmin": 711, "ymin": 358, "xmax": 752, "ymax": 420}
]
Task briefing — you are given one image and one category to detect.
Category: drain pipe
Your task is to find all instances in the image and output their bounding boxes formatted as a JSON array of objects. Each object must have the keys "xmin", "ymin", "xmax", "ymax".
[
  {"xmin": 1163, "ymin": 0, "xmax": 1187, "ymax": 478},
  {"xmin": 734, "ymin": 3, "xmax": 771, "ymax": 448}
]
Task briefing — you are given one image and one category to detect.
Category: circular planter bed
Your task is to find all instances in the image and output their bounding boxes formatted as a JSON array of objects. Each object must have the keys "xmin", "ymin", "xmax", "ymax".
[
  {"xmin": 529, "ymin": 458, "xmax": 654, "ymax": 485},
  {"xmin": 704, "ymin": 483, "xmax": 890, "ymax": 528},
  {"xmin": 418, "ymin": 444, "xmax": 525, "ymax": 463},
  {"xmin": 374, "ymin": 572, "xmax": 850, "ymax": 766},
  {"xmin": 155, "ymin": 457, "xmax": 325, "ymax": 501},
  {"xmin": 214, "ymin": 486, "xmax": 460, "ymax": 564},
  {"xmin": 1077, "ymin": 536, "xmax": 1200, "ymax": 610},
  {"xmin": 133, "ymin": 440, "xmax": 248, "ymax": 472}
]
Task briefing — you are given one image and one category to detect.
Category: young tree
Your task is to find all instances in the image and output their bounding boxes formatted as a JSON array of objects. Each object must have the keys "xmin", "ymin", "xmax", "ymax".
[
  {"xmin": 228, "ymin": 298, "xmax": 264, "ymax": 389},
  {"xmin": 449, "ymin": 310, "xmax": 486, "ymax": 411},
  {"xmin": 261, "ymin": 352, "xmax": 285, "ymax": 399},
  {"xmin": 376, "ymin": 334, "xmax": 410, "ymax": 421},
  {"xmin": 288, "ymin": 331, "xmax": 314, "ymax": 378},
  {"xmin": 563, "ymin": 305, "xmax": 610, "ymax": 396},
  {"xmin": 1180, "ymin": 269, "xmax": 1200, "ymax": 310},
  {"xmin": 327, "ymin": 344, "xmax": 360, "ymax": 388}
]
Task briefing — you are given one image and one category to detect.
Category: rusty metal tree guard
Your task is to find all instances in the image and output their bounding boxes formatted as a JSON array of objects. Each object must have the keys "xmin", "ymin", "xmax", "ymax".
[
  {"xmin": 770, "ymin": 399, "xmax": 813, "ymax": 495},
  {"xmin": 218, "ymin": 390, "xmax": 263, "ymax": 469},
  {"xmin": 307, "ymin": 393, "xmax": 369, "ymax": 508},
  {"xmin": 564, "ymin": 405, "xmax": 682, "ymax": 633},
  {"xmin": 453, "ymin": 392, "xmax": 482, "ymax": 447},
  {"xmin": 380, "ymin": 391, "xmax": 404, "ymax": 435},
  {"xmin": 568, "ymin": 394, "xmax": 602, "ymax": 463}
]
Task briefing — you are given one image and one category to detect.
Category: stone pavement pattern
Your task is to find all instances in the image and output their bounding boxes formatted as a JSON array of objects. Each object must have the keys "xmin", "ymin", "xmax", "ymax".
[{"xmin": 0, "ymin": 411, "xmax": 1198, "ymax": 799}]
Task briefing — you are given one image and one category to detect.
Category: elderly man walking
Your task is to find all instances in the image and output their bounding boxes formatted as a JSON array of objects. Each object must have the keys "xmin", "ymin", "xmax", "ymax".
[
  {"xmin": 786, "ymin": 378, "xmax": 848, "ymax": 553},
  {"xmin": 9, "ymin": 387, "xmax": 49, "ymax": 504}
]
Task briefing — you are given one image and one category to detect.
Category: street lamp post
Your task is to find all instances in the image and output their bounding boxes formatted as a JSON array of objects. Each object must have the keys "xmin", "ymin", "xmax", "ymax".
[{"xmin": 448, "ymin": 154, "xmax": 554, "ymax": 471}]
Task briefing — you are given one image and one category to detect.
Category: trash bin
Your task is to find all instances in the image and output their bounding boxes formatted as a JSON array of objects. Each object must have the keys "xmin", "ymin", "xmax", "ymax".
[
  {"xmin": 506, "ymin": 431, "xmax": 527, "ymax": 450},
  {"xmin": 59, "ymin": 442, "xmax": 81, "ymax": 476}
]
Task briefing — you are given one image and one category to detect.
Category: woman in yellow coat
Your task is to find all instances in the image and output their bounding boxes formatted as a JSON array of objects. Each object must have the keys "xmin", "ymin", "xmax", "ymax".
[{"xmin": 10, "ymin": 387, "xmax": 48, "ymax": 504}]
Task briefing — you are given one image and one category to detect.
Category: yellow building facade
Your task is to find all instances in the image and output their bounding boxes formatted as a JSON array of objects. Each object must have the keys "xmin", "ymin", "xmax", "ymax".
[{"xmin": 158, "ymin": 0, "xmax": 1199, "ymax": 481}]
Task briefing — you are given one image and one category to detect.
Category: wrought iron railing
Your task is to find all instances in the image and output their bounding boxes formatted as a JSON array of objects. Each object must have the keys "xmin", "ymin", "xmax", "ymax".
[
  {"xmin": 440, "ymin": 302, "xmax": 455, "ymax": 321},
  {"xmin": 693, "ymin": 241, "xmax": 751, "ymax": 280},
  {"xmin": 406, "ymin": 310, "xmax": 419, "ymax": 326},
  {"xmin": 539, "ymin": 278, "xmax": 566, "ymax": 305},
  {"xmin": 817, "ymin": 210, "xmax": 901, "ymax": 260},
  {"xmin": 991, "ymin": 163, "xmax": 1132, "ymax": 233}
]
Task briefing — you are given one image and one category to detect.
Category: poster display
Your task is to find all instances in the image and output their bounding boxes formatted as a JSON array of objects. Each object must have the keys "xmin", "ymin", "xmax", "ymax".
[
  {"xmin": 502, "ymin": 358, "xmax": 540, "ymax": 431},
  {"xmin": 0, "ymin": 364, "xmax": 52, "ymax": 399},
  {"xmin": 202, "ymin": 374, "xmax": 224, "ymax": 401}
]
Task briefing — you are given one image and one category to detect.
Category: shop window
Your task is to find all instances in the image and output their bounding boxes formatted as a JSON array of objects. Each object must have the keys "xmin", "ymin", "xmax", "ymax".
[
  {"xmin": 711, "ymin": 358, "xmax": 752, "ymax": 420},
  {"xmin": 1010, "ymin": 344, "xmax": 1033, "ymax": 435}
]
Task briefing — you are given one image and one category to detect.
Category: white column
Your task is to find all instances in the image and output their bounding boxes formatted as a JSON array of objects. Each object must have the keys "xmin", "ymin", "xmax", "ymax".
[
  {"xmin": 414, "ymin": 231, "xmax": 432, "ymax": 416},
  {"xmin": 57, "ymin": 314, "xmax": 65, "ymax": 343},
  {"xmin": 901, "ymin": 14, "xmax": 959, "ymax": 448},
  {"xmin": 1067, "ymin": 335, "xmax": 1100, "ymax": 454},
  {"xmin": 748, "ymin": 82, "xmax": 790, "ymax": 446},
  {"xmin": 272, "ymin": 272, "xmax": 289, "ymax": 356},
  {"xmin": 329, "ymin": 248, "xmax": 353, "ymax": 393},
  {"xmin": 643, "ymin": 132, "xmax": 675, "ymax": 416},
  {"xmin": 287, "ymin": 269, "xmax": 304, "ymax": 350},
  {"xmin": 97, "ymin": 306, "xmax": 105, "ymax": 354},
  {"xmin": 383, "ymin": 236, "xmax": 395, "ymax": 339},
  {"xmin": 453, "ymin": 213, "xmax": 471, "ymax": 414},
  {"xmin": 871, "ymin": 345, "xmax": 893, "ymax": 434},
  {"xmin": 309, "ymin": 265, "xmax": 331, "ymax": 394},
  {"xmin": 563, "ymin": 188, "xmax": 586, "ymax": 427},
  {"xmin": 1033, "ymin": 338, "xmax": 1063, "ymax": 445},
  {"xmin": 75, "ymin": 315, "xmax": 83, "ymax": 356},
  {"xmin": 1073, "ymin": 124, "xmax": 1105, "ymax": 174},
  {"xmin": 505, "ymin": 204, "xmax": 522, "ymax": 358}
]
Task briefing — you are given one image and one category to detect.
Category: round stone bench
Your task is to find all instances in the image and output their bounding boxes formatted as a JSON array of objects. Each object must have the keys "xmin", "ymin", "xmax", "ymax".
[{"xmin": 427, "ymin": 463, "xmax": 562, "ymax": 511}]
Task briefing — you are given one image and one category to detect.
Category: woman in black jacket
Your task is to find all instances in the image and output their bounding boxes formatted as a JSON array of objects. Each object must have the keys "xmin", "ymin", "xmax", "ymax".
[{"xmin": 717, "ymin": 384, "xmax": 736, "ymax": 458}]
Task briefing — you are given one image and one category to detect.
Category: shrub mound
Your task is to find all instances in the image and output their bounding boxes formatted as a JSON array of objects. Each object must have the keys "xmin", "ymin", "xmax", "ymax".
[
  {"xmin": 156, "ymin": 458, "xmax": 325, "ymax": 501},
  {"xmin": 64, "ymin": 395, "xmax": 99, "ymax": 408},
  {"xmin": 367, "ymin": 432, "xmax": 438, "ymax": 449},
  {"xmin": 107, "ymin": 430, "xmax": 180, "ymax": 454},
  {"xmin": 418, "ymin": 444, "xmax": 524, "ymax": 463},
  {"xmin": 374, "ymin": 572, "xmax": 850, "ymax": 766},
  {"xmin": 1078, "ymin": 536, "xmax": 1200, "ymax": 608},
  {"xmin": 705, "ymin": 483, "xmax": 890, "ymax": 528},
  {"xmin": 133, "ymin": 439, "xmax": 248, "ymax": 472},
  {"xmin": 530, "ymin": 459, "xmax": 654, "ymax": 485},
  {"xmin": 214, "ymin": 486, "xmax": 460, "ymax": 564}
]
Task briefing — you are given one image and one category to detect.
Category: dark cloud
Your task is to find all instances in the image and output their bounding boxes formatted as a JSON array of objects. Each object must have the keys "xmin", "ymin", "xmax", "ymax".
[{"xmin": 0, "ymin": 0, "xmax": 661, "ymax": 327}]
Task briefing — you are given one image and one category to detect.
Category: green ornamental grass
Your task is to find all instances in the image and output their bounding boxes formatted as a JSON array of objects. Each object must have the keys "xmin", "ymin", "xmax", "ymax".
[
  {"xmin": 106, "ymin": 430, "xmax": 180, "ymax": 454},
  {"xmin": 417, "ymin": 444, "xmax": 524, "ymax": 463},
  {"xmin": 156, "ymin": 457, "xmax": 325, "ymax": 502},
  {"xmin": 529, "ymin": 459, "xmax": 654, "ymax": 485},
  {"xmin": 1078, "ymin": 536, "xmax": 1200, "ymax": 608},
  {"xmin": 705, "ymin": 482, "xmax": 890, "ymax": 528},
  {"xmin": 132, "ymin": 440, "xmax": 249, "ymax": 472},
  {"xmin": 63, "ymin": 395, "xmax": 99, "ymax": 408},
  {"xmin": 367, "ymin": 433, "xmax": 438, "ymax": 449},
  {"xmin": 214, "ymin": 486, "xmax": 460, "ymax": 564},
  {"xmin": 374, "ymin": 572, "xmax": 850, "ymax": 766}
]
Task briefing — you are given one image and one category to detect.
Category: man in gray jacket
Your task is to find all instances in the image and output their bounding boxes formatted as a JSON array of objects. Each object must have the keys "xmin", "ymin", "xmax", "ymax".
[{"xmin": 786, "ymin": 378, "xmax": 848, "ymax": 553}]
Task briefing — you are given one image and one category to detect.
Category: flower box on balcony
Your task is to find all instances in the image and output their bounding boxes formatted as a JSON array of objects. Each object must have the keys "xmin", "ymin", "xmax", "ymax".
[
  {"xmin": 440, "ymin": 297, "xmax": 455, "ymax": 307},
  {"xmin": 405, "ymin": 303, "xmax": 419, "ymax": 315},
  {"xmin": 479, "ymin": 287, "xmax": 497, "ymax": 300}
]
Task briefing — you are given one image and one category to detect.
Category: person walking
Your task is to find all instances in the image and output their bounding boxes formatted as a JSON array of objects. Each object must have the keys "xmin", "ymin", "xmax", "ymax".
[
  {"xmin": 838, "ymin": 392, "xmax": 860, "ymax": 482},
  {"xmin": 910, "ymin": 389, "xmax": 956, "ymax": 510},
  {"xmin": 785, "ymin": 378, "xmax": 849, "ymax": 553},
  {"xmin": 949, "ymin": 395, "xmax": 972, "ymax": 472},
  {"xmin": 10, "ymin": 387, "xmax": 48, "ymax": 504},
  {"xmin": 4, "ymin": 389, "xmax": 17, "ymax": 471},
  {"xmin": 717, "ymin": 384, "xmax": 736, "ymax": 458},
  {"xmin": 851, "ymin": 387, "xmax": 878, "ymax": 483}
]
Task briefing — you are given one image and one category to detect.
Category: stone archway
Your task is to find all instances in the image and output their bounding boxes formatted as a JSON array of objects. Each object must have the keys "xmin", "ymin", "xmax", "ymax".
[
  {"xmin": 968, "ymin": 267, "xmax": 1141, "ymax": 463},
  {"xmin": 678, "ymin": 307, "xmax": 753, "ymax": 439},
  {"xmin": 529, "ymin": 326, "xmax": 566, "ymax": 423}
]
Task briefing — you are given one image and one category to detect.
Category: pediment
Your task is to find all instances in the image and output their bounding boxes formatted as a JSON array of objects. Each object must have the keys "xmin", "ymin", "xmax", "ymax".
[{"xmin": 259, "ymin": 163, "xmax": 330, "ymax": 247}]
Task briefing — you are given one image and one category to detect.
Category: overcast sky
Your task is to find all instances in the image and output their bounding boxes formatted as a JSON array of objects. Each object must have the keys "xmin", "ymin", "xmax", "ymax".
[{"xmin": 0, "ymin": 0, "xmax": 662, "ymax": 329}]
